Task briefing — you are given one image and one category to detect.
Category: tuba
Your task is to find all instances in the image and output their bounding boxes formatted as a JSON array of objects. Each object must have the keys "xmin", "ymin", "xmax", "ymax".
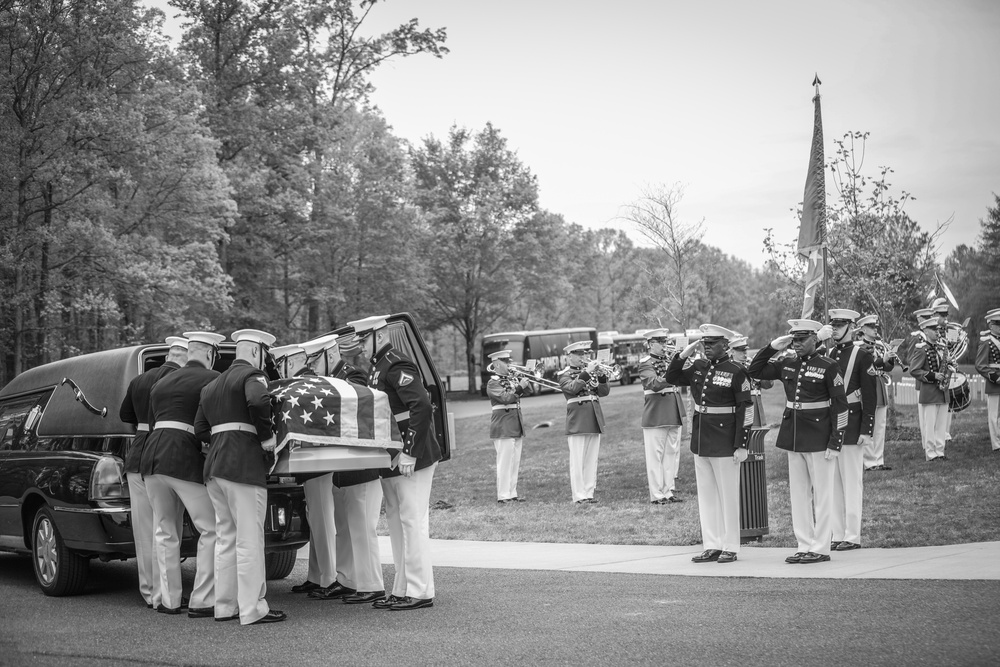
[{"xmin": 942, "ymin": 321, "xmax": 969, "ymax": 363}]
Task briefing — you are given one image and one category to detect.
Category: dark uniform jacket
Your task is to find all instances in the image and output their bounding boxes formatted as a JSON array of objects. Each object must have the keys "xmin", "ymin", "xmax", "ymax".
[
  {"xmin": 666, "ymin": 354, "xmax": 751, "ymax": 457},
  {"xmin": 195, "ymin": 359, "xmax": 273, "ymax": 488},
  {"xmin": 558, "ymin": 366, "xmax": 610, "ymax": 435},
  {"xmin": 486, "ymin": 374, "xmax": 528, "ymax": 439},
  {"xmin": 748, "ymin": 345, "xmax": 848, "ymax": 453},
  {"xmin": 858, "ymin": 339, "xmax": 896, "ymax": 407},
  {"xmin": 638, "ymin": 354, "xmax": 685, "ymax": 428},
  {"xmin": 119, "ymin": 361, "xmax": 180, "ymax": 474},
  {"xmin": 329, "ymin": 360, "xmax": 382, "ymax": 487},
  {"xmin": 907, "ymin": 335, "xmax": 947, "ymax": 405},
  {"xmin": 975, "ymin": 331, "xmax": 1000, "ymax": 395},
  {"xmin": 139, "ymin": 362, "xmax": 220, "ymax": 483},
  {"xmin": 826, "ymin": 340, "xmax": 877, "ymax": 445},
  {"xmin": 366, "ymin": 343, "xmax": 442, "ymax": 478}
]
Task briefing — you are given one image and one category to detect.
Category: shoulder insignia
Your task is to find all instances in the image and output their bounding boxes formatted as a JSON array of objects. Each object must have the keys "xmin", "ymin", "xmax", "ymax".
[
  {"xmin": 867, "ymin": 365, "xmax": 878, "ymax": 376},
  {"xmin": 834, "ymin": 374, "xmax": 844, "ymax": 386},
  {"xmin": 639, "ymin": 355, "xmax": 651, "ymax": 363},
  {"xmin": 915, "ymin": 342, "xmax": 926, "ymax": 348},
  {"xmin": 398, "ymin": 371, "xmax": 415, "ymax": 387},
  {"xmin": 255, "ymin": 376, "xmax": 267, "ymax": 386}
]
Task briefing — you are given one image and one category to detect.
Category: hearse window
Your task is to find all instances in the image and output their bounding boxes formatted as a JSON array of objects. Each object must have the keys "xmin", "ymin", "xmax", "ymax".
[
  {"xmin": 0, "ymin": 391, "xmax": 51, "ymax": 451},
  {"xmin": 69, "ymin": 437, "xmax": 107, "ymax": 452},
  {"xmin": 104, "ymin": 436, "xmax": 129, "ymax": 456}
]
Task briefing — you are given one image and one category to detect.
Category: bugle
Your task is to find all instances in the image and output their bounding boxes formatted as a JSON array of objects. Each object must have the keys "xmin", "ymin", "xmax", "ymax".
[{"xmin": 507, "ymin": 363, "xmax": 562, "ymax": 391}]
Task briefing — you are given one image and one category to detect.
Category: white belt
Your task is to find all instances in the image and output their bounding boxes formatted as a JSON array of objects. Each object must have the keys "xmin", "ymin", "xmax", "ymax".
[
  {"xmin": 492, "ymin": 404, "xmax": 520, "ymax": 411},
  {"xmin": 643, "ymin": 388, "xmax": 678, "ymax": 395},
  {"xmin": 693, "ymin": 405, "xmax": 735, "ymax": 414},
  {"xmin": 136, "ymin": 423, "xmax": 149, "ymax": 432},
  {"xmin": 154, "ymin": 420, "xmax": 194, "ymax": 434},
  {"xmin": 210, "ymin": 422, "xmax": 256, "ymax": 435},
  {"xmin": 567, "ymin": 396, "xmax": 598, "ymax": 404},
  {"xmin": 394, "ymin": 411, "xmax": 410, "ymax": 422},
  {"xmin": 786, "ymin": 400, "xmax": 831, "ymax": 410},
  {"xmin": 750, "ymin": 390, "xmax": 761, "ymax": 397},
  {"xmin": 847, "ymin": 389, "xmax": 862, "ymax": 404}
]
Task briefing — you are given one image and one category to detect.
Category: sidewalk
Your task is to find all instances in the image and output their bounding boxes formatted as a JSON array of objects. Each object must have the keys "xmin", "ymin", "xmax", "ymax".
[{"xmin": 297, "ymin": 537, "xmax": 1000, "ymax": 580}]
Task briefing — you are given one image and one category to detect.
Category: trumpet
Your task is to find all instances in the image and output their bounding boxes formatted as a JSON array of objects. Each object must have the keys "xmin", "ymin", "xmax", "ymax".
[
  {"xmin": 588, "ymin": 362, "xmax": 623, "ymax": 382},
  {"xmin": 489, "ymin": 361, "xmax": 562, "ymax": 391}
]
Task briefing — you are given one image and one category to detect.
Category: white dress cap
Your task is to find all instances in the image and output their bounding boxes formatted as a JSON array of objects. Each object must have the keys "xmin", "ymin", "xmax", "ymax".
[
  {"xmin": 488, "ymin": 349, "xmax": 513, "ymax": 361},
  {"xmin": 183, "ymin": 331, "xmax": 226, "ymax": 347},
  {"xmin": 786, "ymin": 319, "xmax": 823, "ymax": 334},
  {"xmin": 931, "ymin": 297, "xmax": 950, "ymax": 313},
  {"xmin": 642, "ymin": 328, "xmax": 670, "ymax": 340},
  {"xmin": 984, "ymin": 308, "xmax": 1000, "ymax": 322},
  {"xmin": 729, "ymin": 335, "xmax": 749, "ymax": 350},
  {"xmin": 231, "ymin": 329, "xmax": 276, "ymax": 346},
  {"xmin": 912, "ymin": 307, "xmax": 934, "ymax": 318},
  {"xmin": 856, "ymin": 315, "xmax": 879, "ymax": 328},
  {"xmin": 918, "ymin": 316, "xmax": 940, "ymax": 330},
  {"xmin": 563, "ymin": 340, "xmax": 593, "ymax": 354},
  {"xmin": 347, "ymin": 315, "xmax": 389, "ymax": 335},
  {"xmin": 699, "ymin": 323, "xmax": 737, "ymax": 340},
  {"xmin": 164, "ymin": 336, "xmax": 189, "ymax": 350},
  {"xmin": 270, "ymin": 344, "xmax": 306, "ymax": 361},
  {"xmin": 828, "ymin": 308, "xmax": 860, "ymax": 322},
  {"xmin": 299, "ymin": 334, "xmax": 339, "ymax": 357}
]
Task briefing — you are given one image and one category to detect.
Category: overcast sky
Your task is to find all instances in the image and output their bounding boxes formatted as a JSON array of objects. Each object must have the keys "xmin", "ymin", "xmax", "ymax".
[{"xmin": 149, "ymin": 0, "xmax": 1000, "ymax": 268}]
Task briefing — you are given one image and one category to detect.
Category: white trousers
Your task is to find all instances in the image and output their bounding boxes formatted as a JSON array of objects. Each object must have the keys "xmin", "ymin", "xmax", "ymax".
[
  {"xmin": 988, "ymin": 394, "xmax": 1000, "ymax": 451},
  {"xmin": 128, "ymin": 473, "xmax": 180, "ymax": 607},
  {"xmin": 145, "ymin": 474, "xmax": 216, "ymax": 610},
  {"xmin": 493, "ymin": 437, "xmax": 523, "ymax": 501},
  {"xmin": 863, "ymin": 406, "xmax": 888, "ymax": 469},
  {"xmin": 332, "ymin": 480, "xmax": 384, "ymax": 592},
  {"xmin": 381, "ymin": 464, "xmax": 436, "ymax": 600},
  {"xmin": 787, "ymin": 451, "xmax": 836, "ymax": 555},
  {"xmin": 567, "ymin": 434, "xmax": 601, "ymax": 502},
  {"xmin": 303, "ymin": 473, "xmax": 337, "ymax": 587},
  {"xmin": 643, "ymin": 426, "xmax": 681, "ymax": 501},
  {"xmin": 207, "ymin": 477, "xmax": 269, "ymax": 625},
  {"xmin": 832, "ymin": 445, "xmax": 864, "ymax": 544},
  {"xmin": 693, "ymin": 455, "xmax": 742, "ymax": 553},
  {"xmin": 917, "ymin": 403, "xmax": 949, "ymax": 460}
]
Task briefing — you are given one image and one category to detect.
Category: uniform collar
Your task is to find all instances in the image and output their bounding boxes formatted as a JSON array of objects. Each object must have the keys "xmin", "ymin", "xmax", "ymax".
[
  {"xmin": 371, "ymin": 342, "xmax": 394, "ymax": 366},
  {"xmin": 230, "ymin": 359, "xmax": 252, "ymax": 368},
  {"xmin": 650, "ymin": 352, "xmax": 667, "ymax": 361},
  {"xmin": 163, "ymin": 360, "xmax": 180, "ymax": 369},
  {"xmin": 710, "ymin": 353, "xmax": 730, "ymax": 366}
]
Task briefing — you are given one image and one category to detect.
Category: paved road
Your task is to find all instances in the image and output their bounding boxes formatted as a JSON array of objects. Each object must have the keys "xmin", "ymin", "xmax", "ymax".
[{"xmin": 1, "ymin": 551, "xmax": 997, "ymax": 666}]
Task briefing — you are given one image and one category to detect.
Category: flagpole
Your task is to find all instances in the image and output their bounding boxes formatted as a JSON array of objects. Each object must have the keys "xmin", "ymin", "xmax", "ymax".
[{"xmin": 814, "ymin": 75, "xmax": 830, "ymax": 324}]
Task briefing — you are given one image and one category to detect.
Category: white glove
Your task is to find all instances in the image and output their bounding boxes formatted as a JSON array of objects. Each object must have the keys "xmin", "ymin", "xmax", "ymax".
[
  {"xmin": 734, "ymin": 448, "xmax": 749, "ymax": 464},
  {"xmin": 857, "ymin": 434, "xmax": 873, "ymax": 447},
  {"xmin": 586, "ymin": 360, "xmax": 600, "ymax": 373},
  {"xmin": 679, "ymin": 341, "xmax": 701, "ymax": 359},
  {"xmin": 398, "ymin": 452, "xmax": 417, "ymax": 477},
  {"xmin": 261, "ymin": 435, "xmax": 277, "ymax": 452},
  {"xmin": 518, "ymin": 377, "xmax": 531, "ymax": 390},
  {"xmin": 824, "ymin": 448, "xmax": 840, "ymax": 460},
  {"xmin": 770, "ymin": 334, "xmax": 794, "ymax": 351},
  {"xmin": 817, "ymin": 324, "xmax": 834, "ymax": 342}
]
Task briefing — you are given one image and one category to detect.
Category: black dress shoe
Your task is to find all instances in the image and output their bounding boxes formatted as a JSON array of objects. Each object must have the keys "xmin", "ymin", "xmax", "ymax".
[
  {"xmin": 664, "ymin": 496, "xmax": 683, "ymax": 503},
  {"xmin": 586, "ymin": 498, "xmax": 598, "ymax": 504},
  {"xmin": 146, "ymin": 603, "xmax": 153, "ymax": 609},
  {"xmin": 214, "ymin": 613, "xmax": 240, "ymax": 622},
  {"xmin": 691, "ymin": 549, "xmax": 722, "ymax": 563},
  {"xmin": 831, "ymin": 541, "xmax": 842, "ymax": 550},
  {"xmin": 835, "ymin": 541, "xmax": 861, "ymax": 551},
  {"xmin": 373, "ymin": 594, "xmax": 406, "ymax": 610},
  {"xmin": 389, "ymin": 596, "xmax": 434, "ymax": 610},
  {"xmin": 717, "ymin": 551, "xmax": 737, "ymax": 564},
  {"xmin": 156, "ymin": 604, "xmax": 183, "ymax": 615},
  {"xmin": 344, "ymin": 590, "xmax": 385, "ymax": 605},
  {"xmin": 939, "ymin": 455, "xmax": 949, "ymax": 460},
  {"xmin": 187, "ymin": 606, "xmax": 214, "ymax": 618},
  {"xmin": 574, "ymin": 500, "xmax": 588, "ymax": 505},
  {"xmin": 799, "ymin": 552, "xmax": 831, "ymax": 564},
  {"xmin": 291, "ymin": 580, "xmax": 321, "ymax": 593},
  {"xmin": 250, "ymin": 610, "xmax": 287, "ymax": 625},
  {"xmin": 308, "ymin": 582, "xmax": 357, "ymax": 600},
  {"xmin": 512, "ymin": 497, "xmax": 525, "ymax": 502},
  {"xmin": 785, "ymin": 552, "xmax": 807, "ymax": 564}
]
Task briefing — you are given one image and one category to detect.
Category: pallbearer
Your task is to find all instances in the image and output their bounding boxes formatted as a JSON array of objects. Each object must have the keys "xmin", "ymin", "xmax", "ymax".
[
  {"xmin": 558, "ymin": 340, "xmax": 611, "ymax": 504},
  {"xmin": 667, "ymin": 324, "xmax": 751, "ymax": 564},
  {"xmin": 637, "ymin": 329, "xmax": 685, "ymax": 505},
  {"xmin": 856, "ymin": 315, "xmax": 895, "ymax": 471},
  {"xmin": 486, "ymin": 350, "xmax": 532, "ymax": 504},
  {"xmin": 975, "ymin": 308, "xmax": 1000, "ymax": 453}
]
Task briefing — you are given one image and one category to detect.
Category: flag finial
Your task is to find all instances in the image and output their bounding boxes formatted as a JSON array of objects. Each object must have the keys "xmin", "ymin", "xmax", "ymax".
[{"xmin": 812, "ymin": 73, "xmax": 822, "ymax": 87}]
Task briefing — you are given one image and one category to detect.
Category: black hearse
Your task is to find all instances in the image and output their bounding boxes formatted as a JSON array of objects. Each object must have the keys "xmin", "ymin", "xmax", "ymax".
[{"xmin": 0, "ymin": 342, "xmax": 309, "ymax": 596}]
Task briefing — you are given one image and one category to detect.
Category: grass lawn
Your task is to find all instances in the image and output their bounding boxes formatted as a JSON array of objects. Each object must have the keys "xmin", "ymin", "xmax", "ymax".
[{"xmin": 426, "ymin": 387, "xmax": 1000, "ymax": 548}]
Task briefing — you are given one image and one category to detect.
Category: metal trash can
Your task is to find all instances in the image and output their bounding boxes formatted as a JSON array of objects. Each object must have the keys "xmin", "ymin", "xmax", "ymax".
[{"xmin": 739, "ymin": 426, "xmax": 770, "ymax": 543}]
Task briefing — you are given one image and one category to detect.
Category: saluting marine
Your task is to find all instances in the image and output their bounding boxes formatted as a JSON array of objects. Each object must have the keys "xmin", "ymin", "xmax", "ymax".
[
  {"xmin": 975, "ymin": 308, "xmax": 1000, "ymax": 453},
  {"xmin": 856, "ymin": 315, "xmax": 896, "ymax": 471},
  {"xmin": 748, "ymin": 319, "xmax": 848, "ymax": 565},
  {"xmin": 486, "ymin": 349, "xmax": 532, "ymax": 504},
  {"xmin": 558, "ymin": 340, "xmax": 611, "ymax": 504},
  {"xmin": 637, "ymin": 329, "xmax": 685, "ymax": 505}
]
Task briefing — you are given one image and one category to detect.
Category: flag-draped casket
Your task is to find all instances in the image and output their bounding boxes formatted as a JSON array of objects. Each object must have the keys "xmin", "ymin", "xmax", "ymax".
[{"xmin": 269, "ymin": 376, "xmax": 397, "ymax": 474}]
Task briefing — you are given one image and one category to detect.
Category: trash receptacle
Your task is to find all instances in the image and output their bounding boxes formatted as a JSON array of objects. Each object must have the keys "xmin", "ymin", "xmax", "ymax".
[{"xmin": 740, "ymin": 426, "xmax": 770, "ymax": 543}]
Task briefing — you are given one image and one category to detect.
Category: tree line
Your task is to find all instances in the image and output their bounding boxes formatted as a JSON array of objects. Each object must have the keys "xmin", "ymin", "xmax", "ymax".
[{"xmin": 2, "ymin": 1, "xmax": 996, "ymax": 391}]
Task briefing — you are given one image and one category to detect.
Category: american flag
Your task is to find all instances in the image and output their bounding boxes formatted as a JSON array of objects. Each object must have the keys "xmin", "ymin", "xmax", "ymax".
[{"xmin": 270, "ymin": 377, "xmax": 399, "ymax": 458}]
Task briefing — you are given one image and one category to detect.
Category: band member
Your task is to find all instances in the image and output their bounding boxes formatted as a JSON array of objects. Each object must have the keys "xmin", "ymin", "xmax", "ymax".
[
  {"xmin": 748, "ymin": 319, "xmax": 847, "ymax": 564},
  {"xmin": 486, "ymin": 349, "xmax": 532, "ymax": 504},
  {"xmin": 119, "ymin": 336, "xmax": 187, "ymax": 610},
  {"xmin": 856, "ymin": 315, "xmax": 895, "ymax": 471},
  {"xmin": 908, "ymin": 316, "xmax": 950, "ymax": 462},
  {"xmin": 195, "ymin": 329, "xmax": 286, "ymax": 625},
  {"xmin": 637, "ymin": 329, "xmax": 685, "ymax": 505},
  {"xmin": 897, "ymin": 307, "xmax": 935, "ymax": 372},
  {"xmin": 729, "ymin": 335, "xmax": 773, "ymax": 428},
  {"xmin": 348, "ymin": 315, "xmax": 442, "ymax": 611},
  {"xmin": 558, "ymin": 340, "xmax": 611, "ymax": 504},
  {"xmin": 139, "ymin": 332, "xmax": 222, "ymax": 616},
  {"xmin": 975, "ymin": 308, "xmax": 1000, "ymax": 453},
  {"xmin": 931, "ymin": 298, "xmax": 956, "ymax": 445},
  {"xmin": 667, "ymin": 324, "xmax": 751, "ymax": 563},
  {"xmin": 825, "ymin": 309, "xmax": 877, "ymax": 552}
]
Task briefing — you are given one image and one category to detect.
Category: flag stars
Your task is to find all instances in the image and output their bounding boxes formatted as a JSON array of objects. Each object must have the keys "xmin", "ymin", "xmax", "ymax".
[
  {"xmin": 300, "ymin": 410, "xmax": 313, "ymax": 424},
  {"xmin": 311, "ymin": 396, "xmax": 324, "ymax": 410},
  {"xmin": 281, "ymin": 410, "xmax": 291, "ymax": 422},
  {"xmin": 319, "ymin": 388, "xmax": 333, "ymax": 396},
  {"xmin": 287, "ymin": 396, "xmax": 300, "ymax": 407},
  {"xmin": 323, "ymin": 412, "xmax": 336, "ymax": 425}
]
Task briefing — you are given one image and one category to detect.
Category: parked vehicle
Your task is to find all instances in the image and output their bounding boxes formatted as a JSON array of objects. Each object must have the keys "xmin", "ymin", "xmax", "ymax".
[{"xmin": 480, "ymin": 327, "xmax": 599, "ymax": 395}]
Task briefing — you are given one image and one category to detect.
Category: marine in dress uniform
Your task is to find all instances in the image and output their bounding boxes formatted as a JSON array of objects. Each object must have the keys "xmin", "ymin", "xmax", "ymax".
[
  {"xmin": 486, "ymin": 349, "xmax": 532, "ymax": 504},
  {"xmin": 975, "ymin": 309, "xmax": 1000, "ymax": 453},
  {"xmin": 349, "ymin": 315, "xmax": 442, "ymax": 611},
  {"xmin": 139, "ymin": 332, "xmax": 222, "ymax": 616},
  {"xmin": 748, "ymin": 319, "xmax": 848, "ymax": 564},
  {"xmin": 637, "ymin": 329, "xmax": 685, "ymax": 505},
  {"xmin": 896, "ymin": 307, "xmax": 936, "ymax": 373},
  {"xmin": 825, "ymin": 309, "xmax": 877, "ymax": 552},
  {"xmin": 558, "ymin": 340, "xmax": 611, "ymax": 504},
  {"xmin": 908, "ymin": 317, "xmax": 950, "ymax": 462},
  {"xmin": 729, "ymin": 335, "xmax": 773, "ymax": 428},
  {"xmin": 666, "ymin": 324, "xmax": 752, "ymax": 563},
  {"xmin": 931, "ymin": 298, "xmax": 956, "ymax": 445},
  {"xmin": 195, "ymin": 329, "xmax": 286, "ymax": 625},
  {"xmin": 119, "ymin": 336, "xmax": 187, "ymax": 609},
  {"xmin": 856, "ymin": 315, "xmax": 896, "ymax": 471}
]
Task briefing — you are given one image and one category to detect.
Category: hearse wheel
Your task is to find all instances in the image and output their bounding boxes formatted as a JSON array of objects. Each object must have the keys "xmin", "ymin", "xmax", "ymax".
[
  {"xmin": 32, "ymin": 507, "xmax": 89, "ymax": 596},
  {"xmin": 264, "ymin": 549, "xmax": 297, "ymax": 580}
]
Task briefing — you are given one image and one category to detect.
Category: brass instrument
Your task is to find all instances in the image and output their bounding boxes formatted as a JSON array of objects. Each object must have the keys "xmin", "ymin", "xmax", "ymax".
[
  {"xmin": 869, "ymin": 336, "xmax": 899, "ymax": 387},
  {"xmin": 942, "ymin": 320, "xmax": 969, "ymax": 363},
  {"xmin": 488, "ymin": 360, "xmax": 562, "ymax": 391},
  {"xmin": 592, "ymin": 362, "xmax": 623, "ymax": 382}
]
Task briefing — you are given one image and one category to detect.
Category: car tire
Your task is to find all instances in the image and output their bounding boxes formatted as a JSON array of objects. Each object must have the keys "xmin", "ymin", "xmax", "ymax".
[
  {"xmin": 264, "ymin": 549, "xmax": 297, "ymax": 580},
  {"xmin": 620, "ymin": 369, "xmax": 631, "ymax": 386},
  {"xmin": 31, "ymin": 507, "xmax": 89, "ymax": 596}
]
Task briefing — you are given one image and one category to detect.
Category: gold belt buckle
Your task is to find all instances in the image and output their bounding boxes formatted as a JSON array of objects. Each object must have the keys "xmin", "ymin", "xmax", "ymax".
[{"xmin": 793, "ymin": 401, "xmax": 802, "ymax": 410}]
